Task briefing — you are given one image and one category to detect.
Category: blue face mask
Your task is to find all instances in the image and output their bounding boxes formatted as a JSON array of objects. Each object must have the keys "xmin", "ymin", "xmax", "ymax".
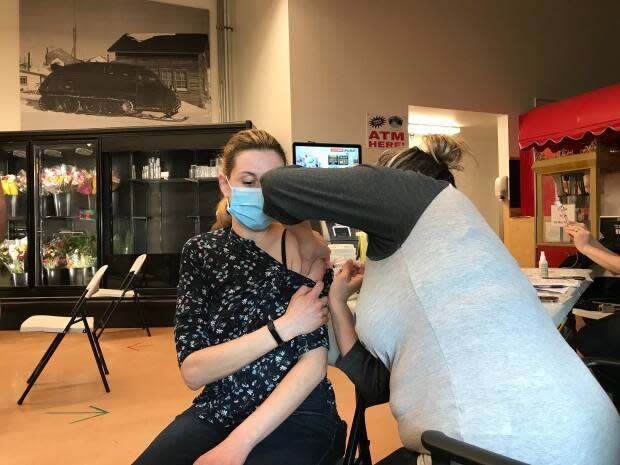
[{"xmin": 226, "ymin": 181, "xmax": 274, "ymax": 231}]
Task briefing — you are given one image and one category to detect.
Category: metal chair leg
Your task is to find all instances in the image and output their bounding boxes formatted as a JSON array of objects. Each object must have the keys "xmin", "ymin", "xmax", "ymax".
[
  {"xmin": 95, "ymin": 298, "xmax": 121, "ymax": 341},
  {"xmin": 93, "ymin": 332, "xmax": 109, "ymax": 375},
  {"xmin": 18, "ymin": 329, "xmax": 71, "ymax": 405},
  {"xmin": 82, "ymin": 308, "xmax": 110, "ymax": 393},
  {"xmin": 26, "ymin": 331, "xmax": 64, "ymax": 384},
  {"xmin": 137, "ymin": 298, "xmax": 151, "ymax": 337}
]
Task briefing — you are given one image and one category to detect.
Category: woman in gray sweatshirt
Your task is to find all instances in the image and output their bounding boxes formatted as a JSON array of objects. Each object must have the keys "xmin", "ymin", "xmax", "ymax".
[{"xmin": 260, "ymin": 140, "xmax": 620, "ymax": 465}]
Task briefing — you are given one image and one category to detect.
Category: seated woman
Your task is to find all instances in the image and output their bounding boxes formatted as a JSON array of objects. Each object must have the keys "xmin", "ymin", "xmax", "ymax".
[
  {"xmin": 132, "ymin": 129, "xmax": 345, "ymax": 465},
  {"xmin": 260, "ymin": 135, "xmax": 620, "ymax": 465},
  {"xmin": 567, "ymin": 221, "xmax": 620, "ymax": 409}
]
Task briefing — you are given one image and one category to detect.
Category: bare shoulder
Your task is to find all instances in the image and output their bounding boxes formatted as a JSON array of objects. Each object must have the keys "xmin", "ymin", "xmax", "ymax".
[{"xmin": 285, "ymin": 228, "xmax": 303, "ymax": 274}]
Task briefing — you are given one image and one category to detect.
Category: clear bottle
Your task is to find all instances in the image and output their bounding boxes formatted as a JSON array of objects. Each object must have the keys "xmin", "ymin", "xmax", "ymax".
[{"xmin": 539, "ymin": 251, "xmax": 548, "ymax": 278}]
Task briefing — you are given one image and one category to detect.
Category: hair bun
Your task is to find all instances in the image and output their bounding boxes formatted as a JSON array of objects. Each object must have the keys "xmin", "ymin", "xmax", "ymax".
[{"xmin": 423, "ymin": 134, "xmax": 468, "ymax": 171}]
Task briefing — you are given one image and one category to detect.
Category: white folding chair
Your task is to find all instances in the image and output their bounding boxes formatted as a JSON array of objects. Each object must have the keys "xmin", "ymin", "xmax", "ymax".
[
  {"xmin": 18, "ymin": 265, "xmax": 110, "ymax": 405},
  {"xmin": 93, "ymin": 254, "xmax": 149, "ymax": 342}
]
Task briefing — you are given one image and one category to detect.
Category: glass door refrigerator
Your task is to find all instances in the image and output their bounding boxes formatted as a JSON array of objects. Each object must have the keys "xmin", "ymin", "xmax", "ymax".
[
  {"xmin": 34, "ymin": 140, "xmax": 99, "ymax": 287},
  {"xmin": 102, "ymin": 134, "xmax": 224, "ymax": 291},
  {"xmin": 0, "ymin": 143, "xmax": 29, "ymax": 288}
]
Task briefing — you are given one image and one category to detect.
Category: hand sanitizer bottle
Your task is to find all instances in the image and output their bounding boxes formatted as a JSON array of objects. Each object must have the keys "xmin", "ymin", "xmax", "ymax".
[{"xmin": 539, "ymin": 251, "xmax": 548, "ymax": 278}]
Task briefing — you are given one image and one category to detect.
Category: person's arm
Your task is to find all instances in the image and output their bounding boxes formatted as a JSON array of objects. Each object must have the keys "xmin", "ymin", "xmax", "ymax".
[
  {"xmin": 175, "ymin": 237, "xmax": 328, "ymax": 391},
  {"xmin": 336, "ymin": 341, "xmax": 391, "ymax": 406},
  {"xmin": 566, "ymin": 223, "xmax": 620, "ymax": 275},
  {"xmin": 328, "ymin": 260, "xmax": 364, "ymax": 356},
  {"xmin": 193, "ymin": 348, "xmax": 328, "ymax": 465},
  {"xmin": 579, "ymin": 244, "xmax": 620, "ymax": 275},
  {"xmin": 328, "ymin": 298, "xmax": 359, "ymax": 356},
  {"xmin": 328, "ymin": 260, "xmax": 390, "ymax": 406},
  {"xmin": 261, "ymin": 165, "xmax": 447, "ymax": 261}
]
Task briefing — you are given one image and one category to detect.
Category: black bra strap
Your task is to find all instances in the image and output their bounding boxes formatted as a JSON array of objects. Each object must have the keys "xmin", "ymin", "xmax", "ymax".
[{"xmin": 281, "ymin": 229, "xmax": 288, "ymax": 269}]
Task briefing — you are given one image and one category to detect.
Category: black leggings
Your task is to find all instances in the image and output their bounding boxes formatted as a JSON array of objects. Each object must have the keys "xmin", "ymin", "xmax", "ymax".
[
  {"xmin": 577, "ymin": 311, "xmax": 620, "ymax": 403},
  {"xmin": 132, "ymin": 406, "xmax": 346, "ymax": 465}
]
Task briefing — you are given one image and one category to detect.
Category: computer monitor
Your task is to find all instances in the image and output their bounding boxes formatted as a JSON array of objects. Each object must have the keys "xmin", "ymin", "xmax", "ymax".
[
  {"xmin": 292, "ymin": 142, "xmax": 362, "ymax": 249},
  {"xmin": 292, "ymin": 142, "xmax": 361, "ymax": 168},
  {"xmin": 600, "ymin": 216, "xmax": 620, "ymax": 251}
]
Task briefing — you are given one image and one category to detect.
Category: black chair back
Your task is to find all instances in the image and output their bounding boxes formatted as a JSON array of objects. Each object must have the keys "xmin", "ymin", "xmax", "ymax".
[{"xmin": 421, "ymin": 431, "xmax": 528, "ymax": 465}]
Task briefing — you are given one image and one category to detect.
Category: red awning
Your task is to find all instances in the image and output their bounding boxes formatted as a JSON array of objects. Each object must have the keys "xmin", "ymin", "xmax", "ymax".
[{"xmin": 519, "ymin": 83, "xmax": 620, "ymax": 150}]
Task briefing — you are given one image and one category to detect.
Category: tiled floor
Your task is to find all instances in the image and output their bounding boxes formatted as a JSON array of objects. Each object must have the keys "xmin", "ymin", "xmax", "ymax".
[{"xmin": 1, "ymin": 328, "xmax": 402, "ymax": 464}]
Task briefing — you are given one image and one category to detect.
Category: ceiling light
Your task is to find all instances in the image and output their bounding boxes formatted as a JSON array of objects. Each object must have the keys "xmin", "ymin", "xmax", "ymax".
[{"xmin": 408, "ymin": 123, "xmax": 461, "ymax": 135}]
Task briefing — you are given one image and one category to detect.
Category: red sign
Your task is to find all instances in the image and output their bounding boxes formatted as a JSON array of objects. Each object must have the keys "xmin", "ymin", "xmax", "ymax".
[{"xmin": 367, "ymin": 113, "xmax": 406, "ymax": 149}]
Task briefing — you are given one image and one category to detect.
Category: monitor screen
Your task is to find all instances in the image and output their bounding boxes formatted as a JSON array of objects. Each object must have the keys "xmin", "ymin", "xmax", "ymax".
[
  {"xmin": 293, "ymin": 143, "xmax": 361, "ymax": 168},
  {"xmin": 600, "ymin": 216, "xmax": 620, "ymax": 251}
]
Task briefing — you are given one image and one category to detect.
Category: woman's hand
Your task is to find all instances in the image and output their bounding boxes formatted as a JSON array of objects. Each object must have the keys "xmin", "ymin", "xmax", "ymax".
[
  {"xmin": 276, "ymin": 281, "xmax": 328, "ymax": 341},
  {"xmin": 566, "ymin": 222, "xmax": 592, "ymax": 252},
  {"xmin": 193, "ymin": 438, "xmax": 250, "ymax": 465},
  {"xmin": 329, "ymin": 260, "xmax": 364, "ymax": 303}
]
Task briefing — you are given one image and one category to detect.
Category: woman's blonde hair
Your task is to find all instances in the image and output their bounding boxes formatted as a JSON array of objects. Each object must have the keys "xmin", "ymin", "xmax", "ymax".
[
  {"xmin": 377, "ymin": 134, "xmax": 469, "ymax": 186},
  {"xmin": 211, "ymin": 129, "xmax": 286, "ymax": 231}
]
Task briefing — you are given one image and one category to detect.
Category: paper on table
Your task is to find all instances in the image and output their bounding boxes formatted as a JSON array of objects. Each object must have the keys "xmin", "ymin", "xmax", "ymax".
[
  {"xmin": 537, "ymin": 291, "xmax": 571, "ymax": 304},
  {"xmin": 535, "ymin": 287, "xmax": 570, "ymax": 295},
  {"xmin": 530, "ymin": 277, "xmax": 581, "ymax": 288}
]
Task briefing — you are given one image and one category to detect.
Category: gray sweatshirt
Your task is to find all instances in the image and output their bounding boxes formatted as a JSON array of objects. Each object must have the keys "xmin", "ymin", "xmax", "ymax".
[{"xmin": 261, "ymin": 165, "xmax": 620, "ymax": 465}]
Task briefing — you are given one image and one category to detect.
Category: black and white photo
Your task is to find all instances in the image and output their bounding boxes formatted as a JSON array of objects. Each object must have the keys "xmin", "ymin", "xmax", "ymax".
[{"xmin": 20, "ymin": 0, "xmax": 213, "ymax": 129}]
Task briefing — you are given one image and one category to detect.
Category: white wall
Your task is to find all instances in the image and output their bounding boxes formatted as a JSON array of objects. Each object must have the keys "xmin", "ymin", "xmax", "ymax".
[
  {"xmin": 229, "ymin": 0, "xmax": 293, "ymax": 154},
  {"xmin": 288, "ymin": 0, "xmax": 620, "ymax": 163},
  {"xmin": 0, "ymin": 0, "xmax": 20, "ymax": 131},
  {"xmin": 455, "ymin": 125, "xmax": 500, "ymax": 232}
]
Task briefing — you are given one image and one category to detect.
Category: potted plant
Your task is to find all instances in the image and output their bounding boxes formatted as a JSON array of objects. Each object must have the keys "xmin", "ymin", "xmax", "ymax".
[{"xmin": 0, "ymin": 237, "xmax": 28, "ymax": 286}]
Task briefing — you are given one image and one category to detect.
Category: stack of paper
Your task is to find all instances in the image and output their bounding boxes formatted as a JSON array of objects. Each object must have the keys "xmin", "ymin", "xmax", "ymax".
[{"xmin": 530, "ymin": 277, "xmax": 581, "ymax": 288}]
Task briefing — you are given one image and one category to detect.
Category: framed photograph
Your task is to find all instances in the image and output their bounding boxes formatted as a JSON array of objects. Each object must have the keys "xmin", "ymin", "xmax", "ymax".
[{"xmin": 19, "ymin": 0, "xmax": 213, "ymax": 130}]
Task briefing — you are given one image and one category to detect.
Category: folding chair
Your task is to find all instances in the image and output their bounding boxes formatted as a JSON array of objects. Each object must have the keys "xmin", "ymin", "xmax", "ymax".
[
  {"xmin": 17, "ymin": 265, "xmax": 110, "ymax": 405},
  {"xmin": 93, "ymin": 254, "xmax": 148, "ymax": 342},
  {"xmin": 583, "ymin": 357, "xmax": 620, "ymax": 410},
  {"xmin": 421, "ymin": 431, "xmax": 528, "ymax": 465},
  {"xmin": 342, "ymin": 391, "xmax": 373, "ymax": 465}
]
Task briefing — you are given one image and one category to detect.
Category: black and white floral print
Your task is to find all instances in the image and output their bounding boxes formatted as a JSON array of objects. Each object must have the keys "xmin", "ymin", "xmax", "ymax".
[{"xmin": 174, "ymin": 227, "xmax": 335, "ymax": 427}]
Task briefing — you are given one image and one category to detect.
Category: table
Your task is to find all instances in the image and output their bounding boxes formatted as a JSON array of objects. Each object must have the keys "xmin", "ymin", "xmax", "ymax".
[{"xmin": 521, "ymin": 268, "xmax": 592, "ymax": 326}]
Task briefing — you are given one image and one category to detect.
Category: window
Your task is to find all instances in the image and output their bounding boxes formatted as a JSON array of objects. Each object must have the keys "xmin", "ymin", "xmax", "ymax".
[
  {"xmin": 159, "ymin": 69, "xmax": 172, "ymax": 88},
  {"xmin": 20, "ymin": 76, "xmax": 27, "ymax": 85},
  {"xmin": 174, "ymin": 70, "xmax": 188, "ymax": 91}
]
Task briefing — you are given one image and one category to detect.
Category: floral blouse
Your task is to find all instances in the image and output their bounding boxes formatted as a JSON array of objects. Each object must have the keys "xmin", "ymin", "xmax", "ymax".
[{"xmin": 174, "ymin": 227, "xmax": 335, "ymax": 427}]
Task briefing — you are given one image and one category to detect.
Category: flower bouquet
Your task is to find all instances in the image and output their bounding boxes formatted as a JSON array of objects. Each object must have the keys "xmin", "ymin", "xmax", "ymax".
[
  {"xmin": 17, "ymin": 170, "xmax": 27, "ymax": 193},
  {"xmin": 41, "ymin": 235, "xmax": 67, "ymax": 269},
  {"xmin": 73, "ymin": 168, "xmax": 97, "ymax": 195},
  {"xmin": 41, "ymin": 165, "xmax": 76, "ymax": 216},
  {"xmin": 0, "ymin": 237, "xmax": 28, "ymax": 286},
  {"xmin": 0, "ymin": 237, "xmax": 27, "ymax": 273},
  {"xmin": 40, "ymin": 164, "xmax": 75, "ymax": 195},
  {"xmin": 2, "ymin": 170, "xmax": 27, "ymax": 217},
  {"xmin": 65, "ymin": 234, "xmax": 97, "ymax": 268},
  {"xmin": 1, "ymin": 174, "xmax": 20, "ymax": 196},
  {"xmin": 64, "ymin": 234, "xmax": 97, "ymax": 286}
]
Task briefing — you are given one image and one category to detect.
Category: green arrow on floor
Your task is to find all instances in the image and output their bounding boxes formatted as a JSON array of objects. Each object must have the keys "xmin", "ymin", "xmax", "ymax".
[{"xmin": 46, "ymin": 405, "xmax": 109, "ymax": 424}]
